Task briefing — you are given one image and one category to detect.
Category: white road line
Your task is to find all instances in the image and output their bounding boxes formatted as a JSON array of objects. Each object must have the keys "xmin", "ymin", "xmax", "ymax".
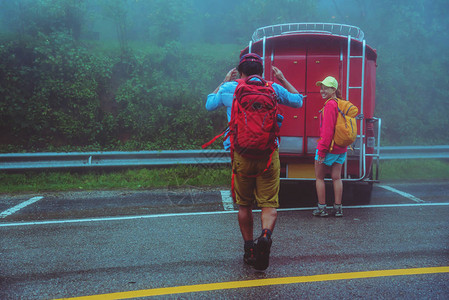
[
  {"xmin": 0, "ymin": 210, "xmax": 236, "ymax": 227},
  {"xmin": 0, "ymin": 196, "xmax": 44, "ymax": 219},
  {"xmin": 220, "ymin": 190, "xmax": 235, "ymax": 211},
  {"xmin": 378, "ymin": 185, "xmax": 425, "ymax": 203},
  {"xmin": 0, "ymin": 202, "xmax": 448, "ymax": 228}
]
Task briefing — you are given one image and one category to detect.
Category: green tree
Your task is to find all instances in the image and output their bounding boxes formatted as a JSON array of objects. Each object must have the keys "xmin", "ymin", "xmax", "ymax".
[
  {"xmin": 0, "ymin": 0, "xmax": 87, "ymax": 40},
  {"xmin": 228, "ymin": 0, "xmax": 318, "ymax": 43},
  {"xmin": 99, "ymin": 0, "xmax": 131, "ymax": 57},
  {"xmin": 146, "ymin": 0, "xmax": 193, "ymax": 45},
  {"xmin": 359, "ymin": 0, "xmax": 449, "ymax": 144}
]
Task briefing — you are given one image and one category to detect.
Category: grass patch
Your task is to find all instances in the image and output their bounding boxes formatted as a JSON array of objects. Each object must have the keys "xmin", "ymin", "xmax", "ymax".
[
  {"xmin": 0, "ymin": 160, "xmax": 447, "ymax": 194},
  {"xmin": 0, "ymin": 166, "xmax": 231, "ymax": 194},
  {"xmin": 378, "ymin": 159, "xmax": 449, "ymax": 181}
]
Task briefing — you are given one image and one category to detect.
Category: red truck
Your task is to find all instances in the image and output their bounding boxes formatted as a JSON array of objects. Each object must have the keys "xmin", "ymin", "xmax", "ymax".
[{"xmin": 240, "ymin": 23, "xmax": 381, "ymax": 203}]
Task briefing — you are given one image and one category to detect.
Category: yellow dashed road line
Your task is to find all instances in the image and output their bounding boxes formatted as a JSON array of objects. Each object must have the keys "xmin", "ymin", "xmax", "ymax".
[{"xmin": 59, "ymin": 266, "xmax": 449, "ymax": 299}]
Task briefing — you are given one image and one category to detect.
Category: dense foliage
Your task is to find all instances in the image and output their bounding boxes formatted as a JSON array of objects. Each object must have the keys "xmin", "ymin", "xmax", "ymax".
[
  {"xmin": 352, "ymin": 0, "xmax": 449, "ymax": 145},
  {"xmin": 0, "ymin": 0, "xmax": 447, "ymax": 152}
]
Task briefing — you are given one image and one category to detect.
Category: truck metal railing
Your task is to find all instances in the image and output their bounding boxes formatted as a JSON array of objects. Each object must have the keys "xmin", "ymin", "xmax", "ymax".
[
  {"xmin": 344, "ymin": 34, "xmax": 369, "ymax": 181},
  {"xmin": 251, "ymin": 23, "xmax": 364, "ymax": 42},
  {"xmin": 0, "ymin": 146, "xmax": 448, "ymax": 171},
  {"xmin": 366, "ymin": 118, "xmax": 382, "ymax": 181}
]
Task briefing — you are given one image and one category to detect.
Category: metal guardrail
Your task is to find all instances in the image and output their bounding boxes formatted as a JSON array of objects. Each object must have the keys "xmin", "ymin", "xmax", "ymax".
[
  {"xmin": 0, "ymin": 146, "xmax": 448, "ymax": 170},
  {"xmin": 0, "ymin": 150, "xmax": 230, "ymax": 170},
  {"xmin": 380, "ymin": 145, "xmax": 449, "ymax": 160}
]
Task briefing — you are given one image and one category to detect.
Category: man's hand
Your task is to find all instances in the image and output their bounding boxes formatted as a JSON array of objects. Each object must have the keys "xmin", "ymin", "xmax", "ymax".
[
  {"xmin": 272, "ymin": 66, "xmax": 285, "ymax": 82},
  {"xmin": 224, "ymin": 68, "xmax": 238, "ymax": 82},
  {"xmin": 272, "ymin": 66, "xmax": 299, "ymax": 94},
  {"xmin": 212, "ymin": 68, "xmax": 239, "ymax": 94}
]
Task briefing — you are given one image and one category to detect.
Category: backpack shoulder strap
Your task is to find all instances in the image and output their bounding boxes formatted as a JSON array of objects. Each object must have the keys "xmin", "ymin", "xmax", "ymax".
[
  {"xmin": 334, "ymin": 98, "xmax": 357, "ymax": 117},
  {"xmin": 245, "ymin": 75, "xmax": 266, "ymax": 85},
  {"xmin": 319, "ymin": 98, "xmax": 337, "ymax": 113},
  {"xmin": 334, "ymin": 98, "xmax": 345, "ymax": 115}
]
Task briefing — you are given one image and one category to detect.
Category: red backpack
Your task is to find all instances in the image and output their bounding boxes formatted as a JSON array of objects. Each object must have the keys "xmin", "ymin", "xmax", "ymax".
[
  {"xmin": 230, "ymin": 75, "xmax": 279, "ymax": 158},
  {"xmin": 203, "ymin": 75, "xmax": 280, "ymax": 159},
  {"xmin": 202, "ymin": 75, "xmax": 280, "ymax": 201}
]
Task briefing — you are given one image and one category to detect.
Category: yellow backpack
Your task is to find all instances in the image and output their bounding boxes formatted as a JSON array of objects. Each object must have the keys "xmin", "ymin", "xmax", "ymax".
[{"xmin": 323, "ymin": 98, "xmax": 359, "ymax": 151}]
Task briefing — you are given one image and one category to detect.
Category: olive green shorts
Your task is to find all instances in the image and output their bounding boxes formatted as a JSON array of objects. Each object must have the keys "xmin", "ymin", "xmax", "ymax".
[{"xmin": 232, "ymin": 149, "xmax": 280, "ymax": 208}]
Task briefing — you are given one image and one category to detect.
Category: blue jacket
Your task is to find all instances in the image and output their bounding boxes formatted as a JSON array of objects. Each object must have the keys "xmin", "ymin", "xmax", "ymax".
[{"xmin": 206, "ymin": 79, "xmax": 304, "ymax": 150}]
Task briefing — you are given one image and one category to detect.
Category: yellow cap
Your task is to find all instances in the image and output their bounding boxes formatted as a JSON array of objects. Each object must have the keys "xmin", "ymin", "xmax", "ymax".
[{"xmin": 316, "ymin": 76, "xmax": 338, "ymax": 89}]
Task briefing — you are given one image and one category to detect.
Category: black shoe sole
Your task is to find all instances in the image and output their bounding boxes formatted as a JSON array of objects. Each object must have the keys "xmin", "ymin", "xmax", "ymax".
[{"xmin": 254, "ymin": 237, "xmax": 271, "ymax": 271}]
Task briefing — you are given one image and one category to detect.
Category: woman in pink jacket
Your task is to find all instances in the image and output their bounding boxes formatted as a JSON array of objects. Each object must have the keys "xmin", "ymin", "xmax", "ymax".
[{"xmin": 313, "ymin": 76, "xmax": 346, "ymax": 217}]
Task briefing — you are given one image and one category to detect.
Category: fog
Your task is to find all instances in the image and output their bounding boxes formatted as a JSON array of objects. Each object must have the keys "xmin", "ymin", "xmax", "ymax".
[{"xmin": 0, "ymin": 0, "xmax": 447, "ymax": 151}]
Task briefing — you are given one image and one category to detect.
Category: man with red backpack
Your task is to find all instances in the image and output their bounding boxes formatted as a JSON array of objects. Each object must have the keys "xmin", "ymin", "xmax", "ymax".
[{"xmin": 205, "ymin": 53, "xmax": 303, "ymax": 270}]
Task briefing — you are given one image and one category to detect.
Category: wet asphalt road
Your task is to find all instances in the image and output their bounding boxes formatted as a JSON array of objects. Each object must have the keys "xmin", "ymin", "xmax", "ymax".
[{"xmin": 0, "ymin": 181, "xmax": 448, "ymax": 299}]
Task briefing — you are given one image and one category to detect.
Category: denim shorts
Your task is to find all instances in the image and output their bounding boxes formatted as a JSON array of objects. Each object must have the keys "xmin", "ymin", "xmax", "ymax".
[{"xmin": 315, "ymin": 149, "xmax": 347, "ymax": 166}]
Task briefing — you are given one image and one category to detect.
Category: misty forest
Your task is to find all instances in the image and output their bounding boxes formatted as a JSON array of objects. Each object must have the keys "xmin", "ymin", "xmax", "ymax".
[{"xmin": 0, "ymin": 0, "xmax": 448, "ymax": 152}]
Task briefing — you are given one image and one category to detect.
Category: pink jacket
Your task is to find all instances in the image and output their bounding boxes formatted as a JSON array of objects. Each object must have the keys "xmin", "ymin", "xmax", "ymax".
[{"xmin": 316, "ymin": 99, "xmax": 347, "ymax": 158}]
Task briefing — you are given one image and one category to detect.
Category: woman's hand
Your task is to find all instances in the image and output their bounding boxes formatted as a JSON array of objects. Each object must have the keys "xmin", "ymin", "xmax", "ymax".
[{"xmin": 317, "ymin": 156, "xmax": 325, "ymax": 164}]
